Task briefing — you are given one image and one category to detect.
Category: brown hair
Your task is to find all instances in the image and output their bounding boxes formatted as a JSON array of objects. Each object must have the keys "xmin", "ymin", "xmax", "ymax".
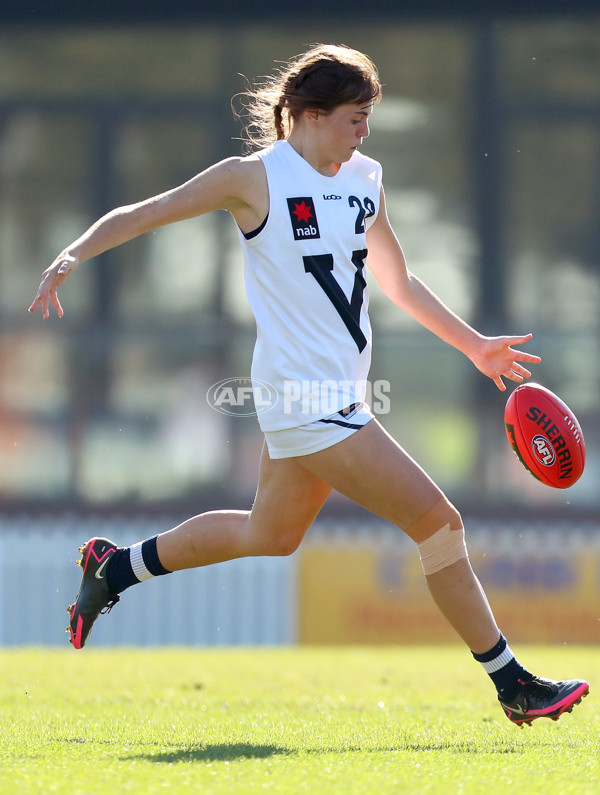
[{"xmin": 235, "ymin": 44, "xmax": 382, "ymax": 152}]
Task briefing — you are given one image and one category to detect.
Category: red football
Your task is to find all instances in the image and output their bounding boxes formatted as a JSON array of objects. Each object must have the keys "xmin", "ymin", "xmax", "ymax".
[{"xmin": 504, "ymin": 383, "xmax": 585, "ymax": 488}]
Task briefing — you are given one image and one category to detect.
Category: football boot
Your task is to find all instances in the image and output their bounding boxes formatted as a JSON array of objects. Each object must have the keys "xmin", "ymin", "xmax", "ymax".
[{"xmin": 66, "ymin": 537, "xmax": 120, "ymax": 649}]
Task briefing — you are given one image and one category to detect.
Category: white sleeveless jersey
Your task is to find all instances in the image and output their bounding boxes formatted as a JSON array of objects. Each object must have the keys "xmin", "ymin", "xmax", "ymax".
[{"xmin": 238, "ymin": 140, "xmax": 382, "ymax": 431}]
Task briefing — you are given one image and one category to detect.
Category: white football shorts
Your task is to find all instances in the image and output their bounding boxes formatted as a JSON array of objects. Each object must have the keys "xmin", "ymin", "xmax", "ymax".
[{"xmin": 264, "ymin": 402, "xmax": 374, "ymax": 459}]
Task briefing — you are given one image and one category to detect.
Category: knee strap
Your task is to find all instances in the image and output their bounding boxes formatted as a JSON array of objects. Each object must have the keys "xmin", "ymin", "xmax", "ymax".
[{"xmin": 407, "ymin": 497, "xmax": 468, "ymax": 575}]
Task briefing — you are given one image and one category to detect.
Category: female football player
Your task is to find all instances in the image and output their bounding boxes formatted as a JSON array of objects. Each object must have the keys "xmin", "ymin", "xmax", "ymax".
[{"xmin": 30, "ymin": 44, "xmax": 588, "ymax": 725}]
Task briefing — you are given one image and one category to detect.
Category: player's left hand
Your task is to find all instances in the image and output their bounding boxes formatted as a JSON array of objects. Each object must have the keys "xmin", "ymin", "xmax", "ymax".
[
  {"xmin": 28, "ymin": 254, "xmax": 79, "ymax": 319},
  {"xmin": 469, "ymin": 333, "xmax": 541, "ymax": 391}
]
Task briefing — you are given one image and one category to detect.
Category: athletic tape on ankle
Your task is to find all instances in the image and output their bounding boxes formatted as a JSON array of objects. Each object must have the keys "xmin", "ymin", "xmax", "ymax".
[{"xmin": 408, "ymin": 498, "xmax": 468, "ymax": 575}]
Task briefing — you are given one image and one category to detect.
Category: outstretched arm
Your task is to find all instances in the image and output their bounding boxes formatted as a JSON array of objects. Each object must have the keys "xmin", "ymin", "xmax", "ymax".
[
  {"xmin": 29, "ymin": 156, "xmax": 266, "ymax": 319},
  {"xmin": 366, "ymin": 187, "xmax": 541, "ymax": 391}
]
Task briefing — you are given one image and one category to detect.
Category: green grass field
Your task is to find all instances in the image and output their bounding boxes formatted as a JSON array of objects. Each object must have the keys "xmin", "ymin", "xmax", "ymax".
[{"xmin": 0, "ymin": 646, "xmax": 597, "ymax": 794}]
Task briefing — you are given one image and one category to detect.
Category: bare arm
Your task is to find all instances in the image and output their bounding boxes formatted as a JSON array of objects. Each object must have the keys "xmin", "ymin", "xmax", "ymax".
[
  {"xmin": 366, "ymin": 187, "xmax": 541, "ymax": 391},
  {"xmin": 29, "ymin": 156, "xmax": 267, "ymax": 319}
]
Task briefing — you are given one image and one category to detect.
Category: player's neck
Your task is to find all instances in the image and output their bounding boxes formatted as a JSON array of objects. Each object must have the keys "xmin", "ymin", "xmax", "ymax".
[{"xmin": 285, "ymin": 135, "xmax": 340, "ymax": 177}]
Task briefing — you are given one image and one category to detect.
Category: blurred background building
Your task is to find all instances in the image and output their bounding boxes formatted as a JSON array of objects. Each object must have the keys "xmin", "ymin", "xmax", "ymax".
[{"xmin": 1, "ymin": 1, "xmax": 599, "ymax": 519}]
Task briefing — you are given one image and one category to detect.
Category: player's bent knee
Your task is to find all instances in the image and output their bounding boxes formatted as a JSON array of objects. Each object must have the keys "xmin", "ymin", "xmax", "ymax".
[
  {"xmin": 265, "ymin": 531, "xmax": 304, "ymax": 557},
  {"xmin": 246, "ymin": 510, "xmax": 308, "ymax": 557},
  {"xmin": 249, "ymin": 523, "xmax": 305, "ymax": 557},
  {"xmin": 406, "ymin": 497, "xmax": 468, "ymax": 576}
]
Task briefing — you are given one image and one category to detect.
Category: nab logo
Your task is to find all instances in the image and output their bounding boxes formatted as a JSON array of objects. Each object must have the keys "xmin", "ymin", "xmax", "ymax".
[{"xmin": 287, "ymin": 197, "xmax": 320, "ymax": 240}]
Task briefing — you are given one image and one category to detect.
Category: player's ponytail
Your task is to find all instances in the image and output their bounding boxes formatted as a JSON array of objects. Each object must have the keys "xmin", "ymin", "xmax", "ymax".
[
  {"xmin": 273, "ymin": 102, "xmax": 286, "ymax": 141},
  {"xmin": 234, "ymin": 44, "xmax": 381, "ymax": 152}
]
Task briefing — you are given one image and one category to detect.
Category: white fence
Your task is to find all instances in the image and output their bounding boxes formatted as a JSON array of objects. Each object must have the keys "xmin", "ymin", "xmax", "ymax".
[
  {"xmin": 0, "ymin": 516, "xmax": 297, "ymax": 647},
  {"xmin": 1, "ymin": 514, "xmax": 599, "ymax": 647}
]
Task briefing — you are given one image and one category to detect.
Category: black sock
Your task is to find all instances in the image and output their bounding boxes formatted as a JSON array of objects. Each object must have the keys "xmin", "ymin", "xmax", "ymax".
[
  {"xmin": 106, "ymin": 536, "xmax": 171, "ymax": 594},
  {"xmin": 472, "ymin": 633, "xmax": 534, "ymax": 702}
]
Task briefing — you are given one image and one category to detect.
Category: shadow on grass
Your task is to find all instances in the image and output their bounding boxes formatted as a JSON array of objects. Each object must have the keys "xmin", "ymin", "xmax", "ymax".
[{"xmin": 121, "ymin": 743, "xmax": 292, "ymax": 764}]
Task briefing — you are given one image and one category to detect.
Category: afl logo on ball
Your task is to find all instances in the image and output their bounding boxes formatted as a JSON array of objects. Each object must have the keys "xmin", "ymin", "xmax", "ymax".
[{"xmin": 531, "ymin": 434, "xmax": 556, "ymax": 467}]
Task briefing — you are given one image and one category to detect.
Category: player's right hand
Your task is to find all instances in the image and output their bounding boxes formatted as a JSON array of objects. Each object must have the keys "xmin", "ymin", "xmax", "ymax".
[{"xmin": 28, "ymin": 254, "xmax": 79, "ymax": 319}]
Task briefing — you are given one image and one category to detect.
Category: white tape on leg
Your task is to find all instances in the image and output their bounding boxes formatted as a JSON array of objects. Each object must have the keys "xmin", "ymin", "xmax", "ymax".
[{"xmin": 417, "ymin": 522, "xmax": 468, "ymax": 575}]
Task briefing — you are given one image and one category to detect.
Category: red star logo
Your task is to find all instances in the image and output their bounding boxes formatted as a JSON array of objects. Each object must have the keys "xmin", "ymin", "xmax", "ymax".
[{"xmin": 293, "ymin": 201, "xmax": 313, "ymax": 223}]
